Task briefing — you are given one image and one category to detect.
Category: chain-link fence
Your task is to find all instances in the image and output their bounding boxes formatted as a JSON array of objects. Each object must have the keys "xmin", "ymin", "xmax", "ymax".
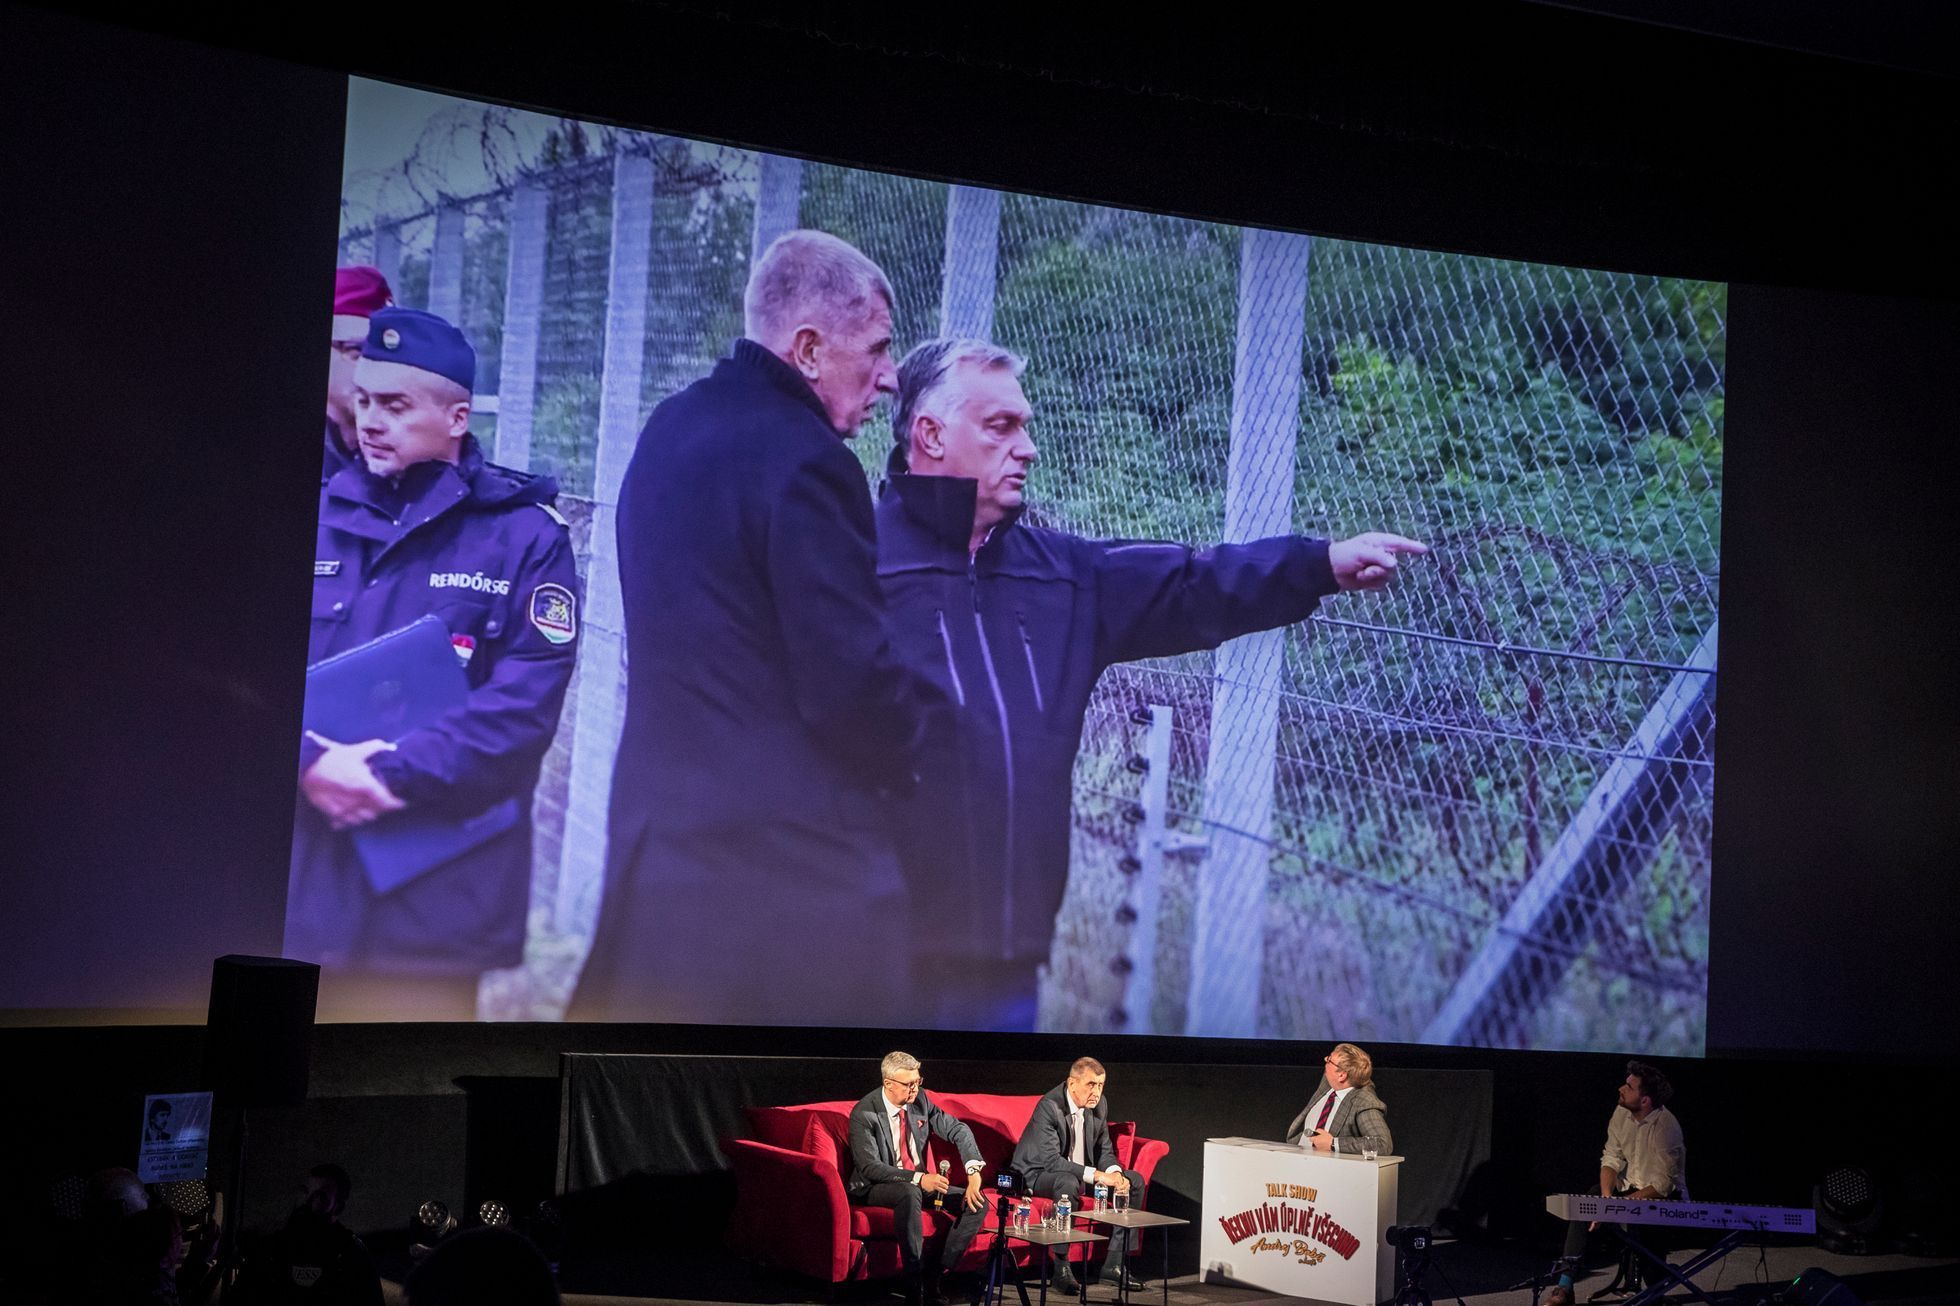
[{"xmin": 335, "ymin": 87, "xmax": 1722, "ymax": 1052}]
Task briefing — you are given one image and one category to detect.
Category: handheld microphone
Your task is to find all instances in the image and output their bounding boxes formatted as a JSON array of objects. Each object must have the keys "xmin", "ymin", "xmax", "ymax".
[{"xmin": 934, "ymin": 1159, "xmax": 952, "ymax": 1209}]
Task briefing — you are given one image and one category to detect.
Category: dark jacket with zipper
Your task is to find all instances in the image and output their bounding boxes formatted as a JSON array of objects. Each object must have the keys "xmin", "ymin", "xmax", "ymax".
[
  {"xmin": 874, "ymin": 473, "xmax": 1339, "ymax": 964},
  {"xmin": 287, "ymin": 435, "xmax": 579, "ymax": 973}
]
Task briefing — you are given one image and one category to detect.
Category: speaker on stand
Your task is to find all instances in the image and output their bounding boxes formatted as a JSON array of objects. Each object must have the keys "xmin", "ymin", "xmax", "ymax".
[{"xmin": 204, "ymin": 955, "xmax": 319, "ymax": 1277}]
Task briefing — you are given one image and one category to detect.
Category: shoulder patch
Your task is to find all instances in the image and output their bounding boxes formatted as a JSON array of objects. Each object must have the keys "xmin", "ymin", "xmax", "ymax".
[
  {"xmin": 529, "ymin": 582, "xmax": 577, "ymax": 645},
  {"xmin": 536, "ymin": 503, "xmax": 570, "ymax": 529}
]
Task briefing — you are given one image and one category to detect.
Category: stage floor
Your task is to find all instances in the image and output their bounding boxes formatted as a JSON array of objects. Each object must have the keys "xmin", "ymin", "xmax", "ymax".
[{"xmin": 382, "ymin": 1238, "xmax": 1960, "ymax": 1305}]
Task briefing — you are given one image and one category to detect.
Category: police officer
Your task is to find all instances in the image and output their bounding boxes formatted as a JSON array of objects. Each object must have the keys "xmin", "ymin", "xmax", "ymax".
[
  {"xmin": 288, "ymin": 306, "xmax": 580, "ymax": 1020},
  {"xmin": 325, "ymin": 265, "xmax": 393, "ymax": 483}
]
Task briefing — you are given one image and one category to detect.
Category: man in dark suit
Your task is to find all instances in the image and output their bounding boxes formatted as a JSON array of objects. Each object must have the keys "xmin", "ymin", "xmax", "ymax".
[
  {"xmin": 1284, "ymin": 1042, "xmax": 1394, "ymax": 1156},
  {"xmin": 847, "ymin": 1052, "xmax": 987, "ymax": 1305},
  {"xmin": 569, "ymin": 230, "xmax": 940, "ymax": 1024},
  {"xmin": 1010, "ymin": 1057, "xmax": 1146, "ymax": 1295}
]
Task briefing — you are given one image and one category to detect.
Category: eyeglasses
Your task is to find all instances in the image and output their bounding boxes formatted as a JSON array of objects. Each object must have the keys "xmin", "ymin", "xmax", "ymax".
[{"xmin": 885, "ymin": 1076, "xmax": 923, "ymax": 1091}]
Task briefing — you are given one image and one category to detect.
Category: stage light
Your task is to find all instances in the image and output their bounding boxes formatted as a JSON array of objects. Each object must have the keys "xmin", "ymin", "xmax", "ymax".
[
  {"xmin": 528, "ymin": 1198, "xmax": 566, "ymax": 1261},
  {"xmin": 413, "ymin": 1198, "xmax": 458, "ymax": 1246},
  {"xmin": 1781, "ymin": 1266, "xmax": 1863, "ymax": 1306},
  {"xmin": 156, "ymin": 1179, "xmax": 212, "ymax": 1222},
  {"xmin": 477, "ymin": 1199, "xmax": 511, "ymax": 1227},
  {"xmin": 49, "ymin": 1175, "xmax": 85, "ymax": 1222},
  {"xmin": 1814, "ymin": 1167, "xmax": 1883, "ymax": 1255}
]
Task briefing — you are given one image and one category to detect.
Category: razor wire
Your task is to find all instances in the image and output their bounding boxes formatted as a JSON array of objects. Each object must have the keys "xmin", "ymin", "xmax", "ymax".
[{"xmin": 337, "ymin": 123, "xmax": 1722, "ymax": 1047}]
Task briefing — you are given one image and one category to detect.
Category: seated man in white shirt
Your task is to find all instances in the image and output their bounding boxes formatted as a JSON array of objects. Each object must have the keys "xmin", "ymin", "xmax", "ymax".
[
  {"xmin": 1284, "ymin": 1042, "xmax": 1394, "ymax": 1155},
  {"xmin": 1547, "ymin": 1060, "xmax": 1687, "ymax": 1305},
  {"xmin": 846, "ymin": 1052, "xmax": 988, "ymax": 1306},
  {"xmin": 1010, "ymin": 1057, "xmax": 1146, "ymax": 1297}
]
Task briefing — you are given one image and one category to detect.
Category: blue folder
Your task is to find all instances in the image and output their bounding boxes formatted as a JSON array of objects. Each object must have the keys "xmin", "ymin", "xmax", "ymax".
[{"xmin": 303, "ymin": 615, "xmax": 520, "ymax": 894}]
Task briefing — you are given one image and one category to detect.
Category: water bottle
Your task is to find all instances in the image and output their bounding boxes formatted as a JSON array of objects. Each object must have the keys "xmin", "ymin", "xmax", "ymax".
[
  {"xmin": 1093, "ymin": 1179, "xmax": 1110, "ymax": 1212},
  {"xmin": 1055, "ymin": 1192, "xmax": 1072, "ymax": 1230},
  {"xmin": 1015, "ymin": 1197, "xmax": 1033, "ymax": 1232}
]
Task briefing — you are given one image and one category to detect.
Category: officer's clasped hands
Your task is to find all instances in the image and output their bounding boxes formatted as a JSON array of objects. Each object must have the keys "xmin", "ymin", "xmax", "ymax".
[{"xmin": 301, "ymin": 732, "xmax": 408, "ymax": 830}]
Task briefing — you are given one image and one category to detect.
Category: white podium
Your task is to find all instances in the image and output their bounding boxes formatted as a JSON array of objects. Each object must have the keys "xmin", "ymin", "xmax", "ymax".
[{"xmin": 1199, "ymin": 1137, "xmax": 1401, "ymax": 1305}]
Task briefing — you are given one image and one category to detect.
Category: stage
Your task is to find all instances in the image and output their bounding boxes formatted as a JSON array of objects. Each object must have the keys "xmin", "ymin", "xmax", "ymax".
[{"xmin": 382, "ymin": 1238, "xmax": 1960, "ymax": 1305}]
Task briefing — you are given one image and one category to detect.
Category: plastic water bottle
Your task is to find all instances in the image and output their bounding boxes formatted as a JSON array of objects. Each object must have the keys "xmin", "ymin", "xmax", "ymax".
[
  {"xmin": 1015, "ymin": 1197, "xmax": 1033, "ymax": 1232},
  {"xmin": 1055, "ymin": 1192, "xmax": 1072, "ymax": 1230},
  {"xmin": 1093, "ymin": 1179, "xmax": 1110, "ymax": 1212}
]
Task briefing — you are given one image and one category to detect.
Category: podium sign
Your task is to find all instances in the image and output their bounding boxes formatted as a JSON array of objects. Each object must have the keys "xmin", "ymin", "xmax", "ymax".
[
  {"xmin": 137, "ymin": 1091, "xmax": 213, "ymax": 1184},
  {"xmin": 1200, "ymin": 1137, "xmax": 1400, "ymax": 1305}
]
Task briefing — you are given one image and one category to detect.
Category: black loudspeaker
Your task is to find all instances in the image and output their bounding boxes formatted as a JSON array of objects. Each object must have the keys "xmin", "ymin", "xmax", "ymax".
[{"xmin": 205, "ymin": 955, "xmax": 319, "ymax": 1109}]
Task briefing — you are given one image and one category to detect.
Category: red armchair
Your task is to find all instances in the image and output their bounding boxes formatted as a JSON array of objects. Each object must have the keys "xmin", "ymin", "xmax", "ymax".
[{"xmin": 720, "ymin": 1091, "xmax": 1170, "ymax": 1285}]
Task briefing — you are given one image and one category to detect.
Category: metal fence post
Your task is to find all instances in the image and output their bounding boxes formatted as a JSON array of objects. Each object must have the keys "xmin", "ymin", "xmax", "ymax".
[
  {"xmin": 427, "ymin": 200, "xmax": 465, "ymax": 323},
  {"xmin": 1421, "ymin": 621, "xmax": 1720, "ymax": 1047},
  {"xmin": 940, "ymin": 185, "xmax": 1001, "ymax": 341},
  {"xmin": 494, "ymin": 179, "xmax": 550, "ymax": 471},
  {"xmin": 1185, "ymin": 226, "xmax": 1312, "ymax": 1038},
  {"xmin": 751, "ymin": 153, "xmax": 803, "ymax": 267},
  {"xmin": 371, "ymin": 222, "xmax": 401, "ymax": 292},
  {"xmin": 555, "ymin": 138, "xmax": 657, "ymax": 940},
  {"xmin": 1122, "ymin": 706, "xmax": 1175, "ymax": 1030}
]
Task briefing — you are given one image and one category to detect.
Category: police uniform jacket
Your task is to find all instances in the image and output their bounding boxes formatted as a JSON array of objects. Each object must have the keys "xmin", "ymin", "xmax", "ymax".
[
  {"xmin": 286, "ymin": 435, "xmax": 579, "ymax": 973},
  {"xmin": 875, "ymin": 472, "xmax": 1338, "ymax": 965},
  {"xmin": 323, "ymin": 417, "xmax": 358, "ymax": 485}
]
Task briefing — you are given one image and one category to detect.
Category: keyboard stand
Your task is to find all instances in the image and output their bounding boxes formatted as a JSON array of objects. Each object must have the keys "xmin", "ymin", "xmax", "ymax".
[{"xmin": 1613, "ymin": 1227, "xmax": 1753, "ymax": 1306}]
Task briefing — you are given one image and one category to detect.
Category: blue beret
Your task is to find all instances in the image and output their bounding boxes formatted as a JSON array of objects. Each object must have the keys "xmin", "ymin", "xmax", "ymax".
[{"xmin": 364, "ymin": 306, "xmax": 475, "ymax": 392}]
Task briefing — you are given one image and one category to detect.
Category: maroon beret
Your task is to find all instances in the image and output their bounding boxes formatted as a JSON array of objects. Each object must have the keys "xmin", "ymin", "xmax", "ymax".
[{"xmin": 333, "ymin": 265, "xmax": 393, "ymax": 317}]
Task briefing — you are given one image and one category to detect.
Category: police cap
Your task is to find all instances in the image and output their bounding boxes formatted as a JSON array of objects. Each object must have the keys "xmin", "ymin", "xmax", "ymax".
[{"xmin": 364, "ymin": 306, "xmax": 475, "ymax": 393}]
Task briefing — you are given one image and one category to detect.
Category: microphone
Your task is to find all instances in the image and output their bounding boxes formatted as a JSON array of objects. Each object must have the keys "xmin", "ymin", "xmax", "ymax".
[{"xmin": 935, "ymin": 1159, "xmax": 952, "ymax": 1210}]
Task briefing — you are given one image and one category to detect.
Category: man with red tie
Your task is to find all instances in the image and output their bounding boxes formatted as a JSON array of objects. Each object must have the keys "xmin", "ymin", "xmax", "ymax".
[
  {"xmin": 1284, "ymin": 1042, "xmax": 1394, "ymax": 1155},
  {"xmin": 846, "ymin": 1052, "xmax": 987, "ymax": 1306}
]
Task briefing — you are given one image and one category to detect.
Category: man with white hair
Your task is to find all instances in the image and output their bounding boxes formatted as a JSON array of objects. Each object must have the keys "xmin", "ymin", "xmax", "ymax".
[
  {"xmin": 877, "ymin": 338, "xmax": 1428, "ymax": 1029},
  {"xmin": 571, "ymin": 231, "xmax": 940, "ymax": 1025},
  {"xmin": 847, "ymin": 1051, "xmax": 986, "ymax": 1306}
]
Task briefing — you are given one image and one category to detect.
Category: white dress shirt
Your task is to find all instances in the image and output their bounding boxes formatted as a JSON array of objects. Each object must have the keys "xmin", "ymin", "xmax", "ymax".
[
  {"xmin": 890, "ymin": 1104, "xmax": 922, "ymax": 1184},
  {"xmin": 1069, "ymin": 1104, "xmax": 1098, "ymax": 1180},
  {"xmin": 889, "ymin": 1100, "xmax": 984, "ymax": 1186},
  {"xmin": 1601, "ymin": 1105, "xmax": 1686, "ymax": 1197}
]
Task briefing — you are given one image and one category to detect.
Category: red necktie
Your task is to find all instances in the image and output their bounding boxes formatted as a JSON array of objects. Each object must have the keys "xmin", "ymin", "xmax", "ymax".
[
  {"xmin": 1314, "ymin": 1091, "xmax": 1338, "ymax": 1133},
  {"xmin": 897, "ymin": 1113, "xmax": 915, "ymax": 1170}
]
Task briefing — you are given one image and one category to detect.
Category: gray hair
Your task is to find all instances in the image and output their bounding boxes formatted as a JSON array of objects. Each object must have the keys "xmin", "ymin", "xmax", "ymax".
[
  {"xmin": 890, "ymin": 337, "xmax": 1027, "ymax": 473},
  {"xmin": 744, "ymin": 229, "xmax": 894, "ymax": 343},
  {"xmin": 880, "ymin": 1050, "xmax": 920, "ymax": 1079}
]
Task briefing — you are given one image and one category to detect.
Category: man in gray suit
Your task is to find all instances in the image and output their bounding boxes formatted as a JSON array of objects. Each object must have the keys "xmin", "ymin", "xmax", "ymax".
[
  {"xmin": 847, "ymin": 1052, "xmax": 987, "ymax": 1305},
  {"xmin": 1010, "ymin": 1056, "xmax": 1146, "ymax": 1296},
  {"xmin": 1285, "ymin": 1042, "xmax": 1394, "ymax": 1155}
]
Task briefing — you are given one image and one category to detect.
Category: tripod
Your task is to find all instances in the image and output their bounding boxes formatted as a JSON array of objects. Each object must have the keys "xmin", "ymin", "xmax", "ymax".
[
  {"xmin": 1392, "ymin": 1242, "xmax": 1469, "ymax": 1306},
  {"xmin": 974, "ymin": 1193, "xmax": 1032, "ymax": 1306}
]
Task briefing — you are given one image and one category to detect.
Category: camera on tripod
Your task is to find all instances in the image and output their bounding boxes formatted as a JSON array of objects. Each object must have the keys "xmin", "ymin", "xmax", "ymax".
[
  {"xmin": 993, "ymin": 1169, "xmax": 1020, "ymax": 1193},
  {"xmin": 1385, "ymin": 1224, "xmax": 1431, "ymax": 1253},
  {"xmin": 1386, "ymin": 1224, "xmax": 1445, "ymax": 1306}
]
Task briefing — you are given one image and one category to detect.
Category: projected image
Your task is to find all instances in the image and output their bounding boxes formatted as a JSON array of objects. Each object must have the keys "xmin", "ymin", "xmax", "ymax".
[{"xmin": 294, "ymin": 78, "xmax": 1723, "ymax": 1052}]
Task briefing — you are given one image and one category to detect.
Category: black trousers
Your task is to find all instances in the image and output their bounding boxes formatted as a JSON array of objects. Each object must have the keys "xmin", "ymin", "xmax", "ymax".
[
  {"xmin": 858, "ymin": 1179, "xmax": 987, "ymax": 1279},
  {"xmin": 1030, "ymin": 1167, "xmax": 1147, "ymax": 1268},
  {"xmin": 1562, "ymin": 1187, "xmax": 1641, "ymax": 1271}
]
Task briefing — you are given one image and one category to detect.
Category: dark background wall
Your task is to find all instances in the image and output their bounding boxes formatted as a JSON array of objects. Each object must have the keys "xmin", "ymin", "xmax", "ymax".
[
  {"xmin": 6, "ymin": 1020, "xmax": 1947, "ymax": 1269},
  {"xmin": 2, "ymin": 0, "xmax": 1957, "ymax": 1272}
]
